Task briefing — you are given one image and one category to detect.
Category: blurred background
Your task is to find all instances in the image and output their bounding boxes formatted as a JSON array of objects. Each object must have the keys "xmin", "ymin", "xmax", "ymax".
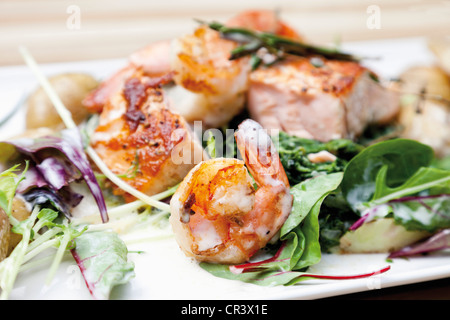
[{"xmin": 1, "ymin": 0, "xmax": 449, "ymax": 66}]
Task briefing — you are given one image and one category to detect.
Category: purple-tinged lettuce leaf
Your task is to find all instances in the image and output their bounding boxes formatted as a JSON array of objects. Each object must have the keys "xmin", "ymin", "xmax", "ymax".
[
  {"xmin": 70, "ymin": 231, "xmax": 135, "ymax": 300},
  {"xmin": 35, "ymin": 156, "xmax": 80, "ymax": 190},
  {"xmin": 16, "ymin": 165, "xmax": 48, "ymax": 193},
  {"xmin": 16, "ymin": 156, "xmax": 80, "ymax": 193},
  {"xmin": 388, "ymin": 229, "xmax": 450, "ymax": 258},
  {"xmin": 3, "ymin": 128, "xmax": 108, "ymax": 222},
  {"xmin": 349, "ymin": 193, "xmax": 450, "ymax": 233},
  {"xmin": 22, "ymin": 187, "xmax": 83, "ymax": 218}
]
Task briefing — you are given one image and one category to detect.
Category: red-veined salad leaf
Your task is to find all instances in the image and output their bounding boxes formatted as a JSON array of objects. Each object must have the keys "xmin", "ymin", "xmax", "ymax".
[
  {"xmin": 1, "ymin": 128, "xmax": 108, "ymax": 222},
  {"xmin": 204, "ymin": 253, "xmax": 390, "ymax": 286},
  {"xmin": 350, "ymin": 191, "xmax": 450, "ymax": 233},
  {"xmin": 70, "ymin": 231, "xmax": 135, "ymax": 300}
]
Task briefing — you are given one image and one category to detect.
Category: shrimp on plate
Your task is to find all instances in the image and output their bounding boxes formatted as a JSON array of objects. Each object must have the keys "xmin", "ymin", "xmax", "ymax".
[
  {"xmin": 166, "ymin": 24, "xmax": 252, "ymax": 129},
  {"xmin": 169, "ymin": 119, "xmax": 293, "ymax": 264}
]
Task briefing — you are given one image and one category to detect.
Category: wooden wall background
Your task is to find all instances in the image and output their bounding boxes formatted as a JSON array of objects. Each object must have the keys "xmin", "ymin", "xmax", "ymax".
[{"xmin": 1, "ymin": 0, "xmax": 449, "ymax": 66}]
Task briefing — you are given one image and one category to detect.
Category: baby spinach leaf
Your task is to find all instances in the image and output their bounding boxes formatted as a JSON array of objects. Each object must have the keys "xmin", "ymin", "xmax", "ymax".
[
  {"xmin": 281, "ymin": 172, "xmax": 343, "ymax": 235},
  {"xmin": 371, "ymin": 166, "xmax": 450, "ymax": 206},
  {"xmin": 356, "ymin": 167, "xmax": 450, "ymax": 233},
  {"xmin": 341, "ymin": 139, "xmax": 434, "ymax": 212}
]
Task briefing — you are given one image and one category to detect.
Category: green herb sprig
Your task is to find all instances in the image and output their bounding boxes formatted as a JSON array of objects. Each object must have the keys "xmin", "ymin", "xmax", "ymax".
[{"xmin": 199, "ymin": 20, "xmax": 361, "ymax": 70}]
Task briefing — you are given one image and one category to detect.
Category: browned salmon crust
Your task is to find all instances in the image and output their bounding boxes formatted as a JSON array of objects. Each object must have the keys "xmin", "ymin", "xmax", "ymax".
[{"xmin": 88, "ymin": 70, "xmax": 205, "ymax": 202}]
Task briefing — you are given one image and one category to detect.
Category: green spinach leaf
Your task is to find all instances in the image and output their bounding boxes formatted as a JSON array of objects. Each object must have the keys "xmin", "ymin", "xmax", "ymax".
[
  {"xmin": 275, "ymin": 131, "xmax": 363, "ymax": 185},
  {"xmin": 341, "ymin": 139, "xmax": 434, "ymax": 212}
]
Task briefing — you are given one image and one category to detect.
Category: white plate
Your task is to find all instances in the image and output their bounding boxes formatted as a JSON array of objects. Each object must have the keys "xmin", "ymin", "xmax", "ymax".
[{"xmin": 2, "ymin": 37, "xmax": 449, "ymax": 300}]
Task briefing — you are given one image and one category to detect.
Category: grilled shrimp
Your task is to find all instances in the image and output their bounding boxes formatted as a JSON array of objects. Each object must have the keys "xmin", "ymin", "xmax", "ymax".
[
  {"xmin": 167, "ymin": 24, "xmax": 251, "ymax": 128},
  {"xmin": 167, "ymin": 10, "xmax": 301, "ymax": 128},
  {"xmin": 169, "ymin": 119, "xmax": 293, "ymax": 264}
]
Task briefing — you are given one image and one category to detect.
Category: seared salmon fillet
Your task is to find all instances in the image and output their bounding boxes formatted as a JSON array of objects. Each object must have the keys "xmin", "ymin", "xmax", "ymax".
[
  {"xmin": 247, "ymin": 56, "xmax": 400, "ymax": 141},
  {"xmin": 83, "ymin": 40, "xmax": 172, "ymax": 114},
  {"xmin": 89, "ymin": 70, "xmax": 206, "ymax": 202}
]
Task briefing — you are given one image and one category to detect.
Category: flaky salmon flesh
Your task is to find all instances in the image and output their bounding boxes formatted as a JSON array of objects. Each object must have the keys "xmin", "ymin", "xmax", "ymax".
[{"xmin": 247, "ymin": 56, "xmax": 400, "ymax": 142}]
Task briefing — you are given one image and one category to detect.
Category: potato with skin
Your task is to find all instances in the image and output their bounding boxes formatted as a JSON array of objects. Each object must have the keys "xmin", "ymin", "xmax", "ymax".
[
  {"xmin": 428, "ymin": 37, "xmax": 450, "ymax": 76},
  {"xmin": 0, "ymin": 197, "xmax": 32, "ymax": 261},
  {"xmin": 339, "ymin": 218, "xmax": 429, "ymax": 254},
  {"xmin": 400, "ymin": 65, "xmax": 450, "ymax": 101},
  {"xmin": 0, "ymin": 208, "xmax": 10, "ymax": 262},
  {"xmin": 398, "ymin": 66, "xmax": 450, "ymax": 157},
  {"xmin": 26, "ymin": 73, "xmax": 99, "ymax": 130},
  {"xmin": 7, "ymin": 197, "xmax": 31, "ymax": 256}
]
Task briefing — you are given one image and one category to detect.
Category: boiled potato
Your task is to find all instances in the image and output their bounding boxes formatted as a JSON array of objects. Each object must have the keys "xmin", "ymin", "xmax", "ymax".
[
  {"xmin": 397, "ymin": 66, "xmax": 450, "ymax": 157},
  {"xmin": 0, "ymin": 197, "xmax": 32, "ymax": 261},
  {"xmin": 25, "ymin": 73, "xmax": 99, "ymax": 130},
  {"xmin": 339, "ymin": 218, "xmax": 429, "ymax": 254},
  {"xmin": 399, "ymin": 65, "xmax": 450, "ymax": 100},
  {"xmin": 0, "ymin": 207, "xmax": 10, "ymax": 262},
  {"xmin": 428, "ymin": 37, "xmax": 450, "ymax": 76},
  {"xmin": 7, "ymin": 197, "xmax": 31, "ymax": 255}
]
